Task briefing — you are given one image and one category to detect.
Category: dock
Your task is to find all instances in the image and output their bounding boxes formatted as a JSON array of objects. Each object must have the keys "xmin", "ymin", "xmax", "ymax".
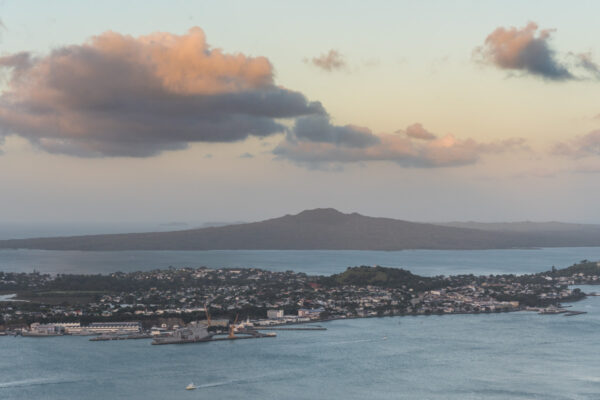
[
  {"xmin": 151, "ymin": 330, "xmax": 276, "ymax": 345},
  {"xmin": 90, "ymin": 333, "xmax": 152, "ymax": 341},
  {"xmin": 211, "ymin": 332, "xmax": 277, "ymax": 341},
  {"xmin": 257, "ymin": 326, "xmax": 327, "ymax": 331},
  {"xmin": 564, "ymin": 311, "xmax": 587, "ymax": 317}
]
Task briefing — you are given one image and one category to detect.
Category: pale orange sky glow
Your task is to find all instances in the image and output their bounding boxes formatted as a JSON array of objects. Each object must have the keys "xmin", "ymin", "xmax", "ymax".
[{"xmin": 1, "ymin": 1, "xmax": 600, "ymax": 224}]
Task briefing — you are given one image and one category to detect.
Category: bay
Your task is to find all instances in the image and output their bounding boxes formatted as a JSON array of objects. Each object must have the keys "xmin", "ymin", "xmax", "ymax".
[
  {"xmin": 2, "ymin": 247, "xmax": 600, "ymax": 276},
  {"xmin": 3, "ymin": 248, "xmax": 600, "ymax": 399},
  {"xmin": 1, "ymin": 288, "xmax": 600, "ymax": 399}
]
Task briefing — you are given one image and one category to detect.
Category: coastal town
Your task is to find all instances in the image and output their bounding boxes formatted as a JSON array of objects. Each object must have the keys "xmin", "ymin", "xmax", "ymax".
[{"xmin": 1, "ymin": 261, "xmax": 599, "ymax": 339}]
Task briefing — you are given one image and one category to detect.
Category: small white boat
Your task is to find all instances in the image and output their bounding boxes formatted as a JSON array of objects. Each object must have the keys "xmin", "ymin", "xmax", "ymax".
[{"xmin": 186, "ymin": 383, "xmax": 197, "ymax": 390}]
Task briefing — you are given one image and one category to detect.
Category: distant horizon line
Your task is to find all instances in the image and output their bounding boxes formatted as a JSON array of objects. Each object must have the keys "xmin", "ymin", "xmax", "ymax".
[{"xmin": 2, "ymin": 207, "xmax": 600, "ymax": 228}]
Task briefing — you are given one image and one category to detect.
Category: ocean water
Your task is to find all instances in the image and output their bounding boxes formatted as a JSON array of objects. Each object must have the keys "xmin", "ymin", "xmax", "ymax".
[
  {"xmin": 2, "ymin": 247, "xmax": 600, "ymax": 276},
  {"xmin": 3, "ymin": 249, "xmax": 600, "ymax": 399},
  {"xmin": 1, "ymin": 288, "xmax": 600, "ymax": 400}
]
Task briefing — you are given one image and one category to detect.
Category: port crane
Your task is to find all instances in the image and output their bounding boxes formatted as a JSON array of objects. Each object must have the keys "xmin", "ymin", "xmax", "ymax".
[
  {"xmin": 204, "ymin": 303, "xmax": 211, "ymax": 327},
  {"xmin": 228, "ymin": 314, "xmax": 239, "ymax": 339}
]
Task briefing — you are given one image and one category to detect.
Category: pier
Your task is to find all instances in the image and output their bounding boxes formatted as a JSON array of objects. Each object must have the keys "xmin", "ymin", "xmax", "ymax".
[
  {"xmin": 90, "ymin": 333, "xmax": 152, "ymax": 341},
  {"xmin": 211, "ymin": 331, "xmax": 277, "ymax": 341},
  {"xmin": 564, "ymin": 311, "xmax": 587, "ymax": 317},
  {"xmin": 257, "ymin": 326, "xmax": 327, "ymax": 331},
  {"xmin": 151, "ymin": 330, "xmax": 276, "ymax": 345}
]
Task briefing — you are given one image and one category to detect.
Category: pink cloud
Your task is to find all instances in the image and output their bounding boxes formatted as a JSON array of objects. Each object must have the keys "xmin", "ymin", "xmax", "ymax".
[
  {"xmin": 275, "ymin": 118, "xmax": 528, "ymax": 168},
  {"xmin": 475, "ymin": 22, "xmax": 573, "ymax": 80},
  {"xmin": 398, "ymin": 123, "xmax": 437, "ymax": 140},
  {"xmin": 0, "ymin": 27, "xmax": 323, "ymax": 157}
]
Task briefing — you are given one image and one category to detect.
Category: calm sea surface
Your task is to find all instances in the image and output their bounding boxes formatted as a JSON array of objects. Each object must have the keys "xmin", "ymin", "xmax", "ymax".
[
  {"xmin": 3, "ymin": 248, "xmax": 600, "ymax": 399},
  {"xmin": 1, "ymin": 287, "xmax": 600, "ymax": 400},
  {"xmin": 2, "ymin": 247, "xmax": 600, "ymax": 276}
]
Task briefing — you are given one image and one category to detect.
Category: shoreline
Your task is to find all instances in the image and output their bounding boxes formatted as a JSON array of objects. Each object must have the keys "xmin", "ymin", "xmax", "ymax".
[
  {"xmin": 3, "ymin": 263, "xmax": 599, "ymax": 333},
  {"xmin": 3, "ymin": 300, "xmax": 593, "ymax": 338}
]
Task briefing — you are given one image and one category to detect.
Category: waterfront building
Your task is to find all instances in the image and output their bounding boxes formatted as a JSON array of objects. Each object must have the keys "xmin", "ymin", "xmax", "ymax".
[
  {"xmin": 298, "ymin": 308, "xmax": 324, "ymax": 318},
  {"xmin": 267, "ymin": 309, "xmax": 284, "ymax": 319},
  {"xmin": 151, "ymin": 326, "xmax": 168, "ymax": 336},
  {"xmin": 40, "ymin": 322, "xmax": 142, "ymax": 335},
  {"xmin": 25, "ymin": 323, "xmax": 65, "ymax": 336},
  {"xmin": 210, "ymin": 319, "xmax": 229, "ymax": 328},
  {"xmin": 87, "ymin": 322, "xmax": 141, "ymax": 334},
  {"xmin": 53, "ymin": 323, "xmax": 83, "ymax": 334}
]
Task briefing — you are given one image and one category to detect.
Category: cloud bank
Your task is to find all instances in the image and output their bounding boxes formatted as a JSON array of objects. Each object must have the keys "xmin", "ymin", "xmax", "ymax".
[
  {"xmin": 553, "ymin": 130, "xmax": 600, "ymax": 158},
  {"xmin": 274, "ymin": 117, "xmax": 528, "ymax": 168},
  {"xmin": 0, "ymin": 26, "xmax": 527, "ymax": 169},
  {"xmin": 0, "ymin": 27, "xmax": 324, "ymax": 157}
]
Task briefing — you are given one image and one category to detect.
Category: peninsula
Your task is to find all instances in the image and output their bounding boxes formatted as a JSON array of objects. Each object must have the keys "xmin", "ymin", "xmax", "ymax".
[{"xmin": 2, "ymin": 260, "xmax": 598, "ymax": 332}]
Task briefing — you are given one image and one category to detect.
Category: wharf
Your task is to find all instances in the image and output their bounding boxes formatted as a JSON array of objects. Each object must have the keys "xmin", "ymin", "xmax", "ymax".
[
  {"xmin": 538, "ymin": 308, "xmax": 567, "ymax": 315},
  {"xmin": 564, "ymin": 311, "xmax": 587, "ymax": 317},
  {"xmin": 258, "ymin": 326, "xmax": 327, "ymax": 331},
  {"xmin": 90, "ymin": 333, "xmax": 152, "ymax": 341},
  {"xmin": 151, "ymin": 331, "xmax": 276, "ymax": 345},
  {"xmin": 212, "ymin": 332, "xmax": 277, "ymax": 341}
]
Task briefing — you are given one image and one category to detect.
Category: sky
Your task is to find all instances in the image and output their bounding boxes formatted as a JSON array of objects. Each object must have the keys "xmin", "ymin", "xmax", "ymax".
[{"xmin": 1, "ymin": 0, "xmax": 600, "ymax": 226}]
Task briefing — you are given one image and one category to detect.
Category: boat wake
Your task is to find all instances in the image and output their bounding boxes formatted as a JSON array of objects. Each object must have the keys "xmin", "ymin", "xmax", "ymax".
[
  {"xmin": 0, "ymin": 377, "xmax": 83, "ymax": 389},
  {"xmin": 196, "ymin": 372, "xmax": 290, "ymax": 389}
]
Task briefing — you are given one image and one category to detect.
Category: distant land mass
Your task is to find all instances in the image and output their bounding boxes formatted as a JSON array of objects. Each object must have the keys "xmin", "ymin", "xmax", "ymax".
[
  {"xmin": 2, "ymin": 208, "xmax": 600, "ymax": 251},
  {"xmin": 439, "ymin": 221, "xmax": 600, "ymax": 233}
]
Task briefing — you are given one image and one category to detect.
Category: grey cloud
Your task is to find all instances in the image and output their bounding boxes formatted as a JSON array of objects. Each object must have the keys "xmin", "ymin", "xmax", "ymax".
[
  {"xmin": 0, "ymin": 28, "xmax": 323, "ymax": 157},
  {"xmin": 476, "ymin": 22, "xmax": 573, "ymax": 81},
  {"xmin": 0, "ymin": 52, "xmax": 33, "ymax": 80},
  {"xmin": 0, "ymin": 52, "xmax": 32, "ymax": 68},
  {"xmin": 274, "ymin": 119, "xmax": 528, "ymax": 168},
  {"xmin": 239, "ymin": 152, "xmax": 254, "ymax": 158},
  {"xmin": 292, "ymin": 115, "xmax": 380, "ymax": 148}
]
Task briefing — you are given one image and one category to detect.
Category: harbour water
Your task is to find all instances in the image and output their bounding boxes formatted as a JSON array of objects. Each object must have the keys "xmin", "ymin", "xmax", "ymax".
[
  {"xmin": 3, "ymin": 249, "xmax": 600, "ymax": 399},
  {"xmin": 2, "ymin": 247, "xmax": 600, "ymax": 276},
  {"xmin": 2, "ymin": 289, "xmax": 600, "ymax": 399}
]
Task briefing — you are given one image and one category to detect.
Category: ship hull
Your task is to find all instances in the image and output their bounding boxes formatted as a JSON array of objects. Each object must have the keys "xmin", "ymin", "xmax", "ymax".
[{"xmin": 151, "ymin": 336, "xmax": 213, "ymax": 345}]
